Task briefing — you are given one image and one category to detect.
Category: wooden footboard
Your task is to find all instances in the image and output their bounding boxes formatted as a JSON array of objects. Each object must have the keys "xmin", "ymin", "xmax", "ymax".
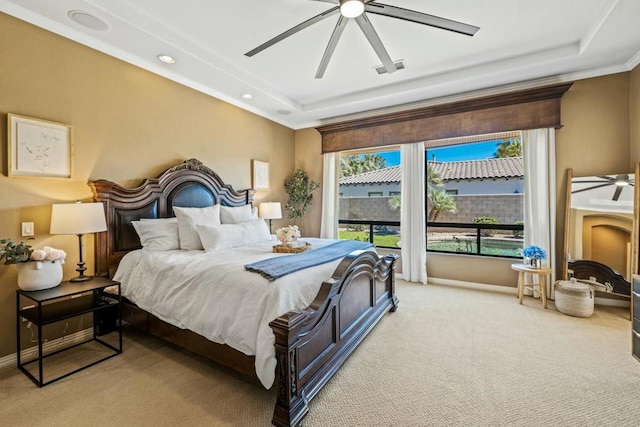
[{"xmin": 270, "ymin": 250, "xmax": 398, "ymax": 427}]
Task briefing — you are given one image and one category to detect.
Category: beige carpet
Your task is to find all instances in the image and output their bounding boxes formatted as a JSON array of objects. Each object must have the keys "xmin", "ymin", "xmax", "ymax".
[{"xmin": 1, "ymin": 280, "xmax": 639, "ymax": 426}]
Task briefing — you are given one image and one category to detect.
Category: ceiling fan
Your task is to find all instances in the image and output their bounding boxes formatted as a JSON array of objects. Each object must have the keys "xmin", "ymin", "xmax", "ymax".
[
  {"xmin": 572, "ymin": 175, "xmax": 635, "ymax": 201},
  {"xmin": 245, "ymin": 0, "xmax": 480, "ymax": 79}
]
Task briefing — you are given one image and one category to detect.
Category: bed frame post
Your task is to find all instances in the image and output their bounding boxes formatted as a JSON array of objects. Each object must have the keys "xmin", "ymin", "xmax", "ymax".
[
  {"xmin": 270, "ymin": 252, "xmax": 398, "ymax": 427},
  {"xmin": 271, "ymin": 313, "xmax": 310, "ymax": 427}
]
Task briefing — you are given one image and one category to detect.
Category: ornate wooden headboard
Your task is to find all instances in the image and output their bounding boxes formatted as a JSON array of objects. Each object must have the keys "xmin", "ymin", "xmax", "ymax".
[{"xmin": 90, "ymin": 159, "xmax": 255, "ymax": 278}]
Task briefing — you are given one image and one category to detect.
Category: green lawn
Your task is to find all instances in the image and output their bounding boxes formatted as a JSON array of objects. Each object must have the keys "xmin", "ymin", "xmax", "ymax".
[{"xmin": 339, "ymin": 231, "xmax": 401, "ymax": 248}]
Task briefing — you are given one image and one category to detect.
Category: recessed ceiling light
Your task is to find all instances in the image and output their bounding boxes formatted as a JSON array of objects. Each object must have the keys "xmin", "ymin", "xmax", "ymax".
[
  {"xmin": 157, "ymin": 54, "xmax": 176, "ymax": 64},
  {"xmin": 68, "ymin": 10, "xmax": 109, "ymax": 31},
  {"xmin": 242, "ymin": 93, "xmax": 254, "ymax": 100},
  {"xmin": 276, "ymin": 110, "xmax": 292, "ymax": 115}
]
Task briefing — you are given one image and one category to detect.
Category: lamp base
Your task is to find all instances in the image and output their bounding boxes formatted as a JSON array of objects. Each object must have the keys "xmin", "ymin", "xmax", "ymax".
[{"xmin": 70, "ymin": 275, "xmax": 94, "ymax": 283}]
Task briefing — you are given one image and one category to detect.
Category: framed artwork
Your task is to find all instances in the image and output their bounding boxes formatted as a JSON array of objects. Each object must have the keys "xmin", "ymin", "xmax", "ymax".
[
  {"xmin": 252, "ymin": 159, "xmax": 269, "ymax": 190},
  {"xmin": 8, "ymin": 114, "xmax": 72, "ymax": 178}
]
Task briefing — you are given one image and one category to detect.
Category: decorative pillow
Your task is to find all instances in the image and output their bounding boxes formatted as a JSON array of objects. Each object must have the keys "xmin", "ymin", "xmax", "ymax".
[
  {"xmin": 197, "ymin": 219, "xmax": 271, "ymax": 252},
  {"xmin": 173, "ymin": 205, "xmax": 221, "ymax": 250},
  {"xmin": 220, "ymin": 204, "xmax": 254, "ymax": 224},
  {"xmin": 131, "ymin": 220, "xmax": 180, "ymax": 251}
]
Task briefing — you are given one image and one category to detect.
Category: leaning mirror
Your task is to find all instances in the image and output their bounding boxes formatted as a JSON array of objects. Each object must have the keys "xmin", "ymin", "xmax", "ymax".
[{"xmin": 562, "ymin": 165, "xmax": 640, "ymax": 297}]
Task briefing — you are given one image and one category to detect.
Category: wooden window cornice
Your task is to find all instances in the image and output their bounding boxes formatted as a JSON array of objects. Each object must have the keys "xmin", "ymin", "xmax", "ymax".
[{"xmin": 317, "ymin": 82, "xmax": 573, "ymax": 153}]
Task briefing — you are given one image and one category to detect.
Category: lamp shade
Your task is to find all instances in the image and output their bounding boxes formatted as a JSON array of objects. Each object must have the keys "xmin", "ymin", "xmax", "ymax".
[
  {"xmin": 259, "ymin": 202, "xmax": 282, "ymax": 220},
  {"xmin": 50, "ymin": 202, "xmax": 107, "ymax": 235}
]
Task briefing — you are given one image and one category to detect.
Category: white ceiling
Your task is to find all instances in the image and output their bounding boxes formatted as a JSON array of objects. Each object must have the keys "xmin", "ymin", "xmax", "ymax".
[{"xmin": 2, "ymin": 0, "xmax": 640, "ymax": 130}]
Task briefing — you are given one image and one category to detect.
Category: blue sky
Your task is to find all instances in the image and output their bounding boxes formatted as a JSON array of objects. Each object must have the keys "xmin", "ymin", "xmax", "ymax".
[{"xmin": 379, "ymin": 140, "xmax": 500, "ymax": 166}]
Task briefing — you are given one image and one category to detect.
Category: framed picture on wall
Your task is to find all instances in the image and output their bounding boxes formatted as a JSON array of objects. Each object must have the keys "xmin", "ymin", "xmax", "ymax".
[
  {"xmin": 8, "ymin": 114, "xmax": 72, "ymax": 178},
  {"xmin": 252, "ymin": 159, "xmax": 269, "ymax": 190}
]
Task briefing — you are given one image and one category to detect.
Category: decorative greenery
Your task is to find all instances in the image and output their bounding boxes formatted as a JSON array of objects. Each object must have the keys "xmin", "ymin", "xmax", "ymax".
[
  {"xmin": 472, "ymin": 216, "xmax": 499, "ymax": 236},
  {"xmin": 0, "ymin": 239, "xmax": 66, "ymax": 265},
  {"xmin": 284, "ymin": 169, "xmax": 320, "ymax": 219},
  {"xmin": 0, "ymin": 239, "xmax": 33, "ymax": 265},
  {"xmin": 522, "ymin": 245, "xmax": 547, "ymax": 260}
]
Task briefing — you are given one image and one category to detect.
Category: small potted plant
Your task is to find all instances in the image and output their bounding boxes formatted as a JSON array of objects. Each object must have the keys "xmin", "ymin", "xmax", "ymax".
[
  {"xmin": 0, "ymin": 239, "xmax": 66, "ymax": 291},
  {"xmin": 521, "ymin": 245, "xmax": 547, "ymax": 269}
]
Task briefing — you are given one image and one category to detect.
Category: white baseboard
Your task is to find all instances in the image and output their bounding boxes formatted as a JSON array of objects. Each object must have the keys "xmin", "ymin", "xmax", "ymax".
[
  {"xmin": 0, "ymin": 328, "xmax": 94, "ymax": 370},
  {"xmin": 427, "ymin": 277, "xmax": 630, "ymax": 308}
]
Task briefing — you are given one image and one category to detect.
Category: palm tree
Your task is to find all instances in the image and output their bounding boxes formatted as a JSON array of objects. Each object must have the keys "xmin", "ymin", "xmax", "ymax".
[
  {"xmin": 428, "ymin": 189, "xmax": 457, "ymax": 222},
  {"xmin": 427, "ymin": 165, "xmax": 443, "ymax": 187},
  {"xmin": 388, "ymin": 195, "xmax": 401, "ymax": 211},
  {"xmin": 340, "ymin": 154, "xmax": 386, "ymax": 177},
  {"xmin": 494, "ymin": 137, "xmax": 522, "ymax": 158}
]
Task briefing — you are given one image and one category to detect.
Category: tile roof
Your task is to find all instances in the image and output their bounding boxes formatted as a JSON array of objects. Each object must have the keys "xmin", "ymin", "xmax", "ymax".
[
  {"xmin": 339, "ymin": 157, "xmax": 523, "ymax": 185},
  {"xmin": 339, "ymin": 165, "xmax": 401, "ymax": 185},
  {"xmin": 431, "ymin": 157, "xmax": 524, "ymax": 181}
]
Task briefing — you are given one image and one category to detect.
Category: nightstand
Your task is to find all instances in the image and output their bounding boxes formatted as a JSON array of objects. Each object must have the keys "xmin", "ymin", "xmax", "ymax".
[{"xmin": 16, "ymin": 277, "xmax": 122, "ymax": 387}]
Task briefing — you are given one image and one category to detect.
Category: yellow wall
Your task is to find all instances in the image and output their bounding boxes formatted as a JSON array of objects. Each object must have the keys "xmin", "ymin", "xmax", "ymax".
[
  {"xmin": 0, "ymin": 13, "xmax": 294, "ymax": 357},
  {"xmin": 630, "ymin": 66, "xmax": 640, "ymax": 164}
]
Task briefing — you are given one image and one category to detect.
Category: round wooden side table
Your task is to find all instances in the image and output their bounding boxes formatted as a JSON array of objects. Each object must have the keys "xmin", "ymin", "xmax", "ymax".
[{"xmin": 511, "ymin": 263, "xmax": 553, "ymax": 309}]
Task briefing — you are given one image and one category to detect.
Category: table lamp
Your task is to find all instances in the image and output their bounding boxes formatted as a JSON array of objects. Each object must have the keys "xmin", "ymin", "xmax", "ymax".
[
  {"xmin": 259, "ymin": 202, "xmax": 282, "ymax": 234},
  {"xmin": 50, "ymin": 201, "xmax": 107, "ymax": 282}
]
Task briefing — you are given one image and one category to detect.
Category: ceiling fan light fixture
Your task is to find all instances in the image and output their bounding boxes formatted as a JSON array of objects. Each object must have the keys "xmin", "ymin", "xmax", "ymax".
[
  {"xmin": 340, "ymin": 0, "xmax": 365, "ymax": 18},
  {"xmin": 615, "ymin": 180, "xmax": 629, "ymax": 186}
]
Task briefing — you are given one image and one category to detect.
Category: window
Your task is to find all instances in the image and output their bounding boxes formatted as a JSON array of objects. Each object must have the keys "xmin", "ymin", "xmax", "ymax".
[
  {"xmin": 426, "ymin": 135, "xmax": 524, "ymax": 257},
  {"xmin": 338, "ymin": 149, "xmax": 401, "ymax": 248}
]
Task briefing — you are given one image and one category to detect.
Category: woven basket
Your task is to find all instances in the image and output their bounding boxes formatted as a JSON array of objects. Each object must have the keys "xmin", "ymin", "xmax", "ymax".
[
  {"xmin": 554, "ymin": 280, "xmax": 594, "ymax": 318},
  {"xmin": 273, "ymin": 242, "xmax": 311, "ymax": 253}
]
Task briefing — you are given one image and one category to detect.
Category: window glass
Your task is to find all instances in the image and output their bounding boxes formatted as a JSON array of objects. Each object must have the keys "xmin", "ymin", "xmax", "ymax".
[
  {"xmin": 339, "ymin": 150, "xmax": 401, "ymax": 248},
  {"xmin": 426, "ymin": 137, "xmax": 524, "ymax": 257}
]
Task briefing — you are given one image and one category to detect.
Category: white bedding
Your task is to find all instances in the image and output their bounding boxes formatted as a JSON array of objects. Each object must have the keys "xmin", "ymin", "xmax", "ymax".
[{"xmin": 113, "ymin": 238, "xmax": 344, "ymax": 388}]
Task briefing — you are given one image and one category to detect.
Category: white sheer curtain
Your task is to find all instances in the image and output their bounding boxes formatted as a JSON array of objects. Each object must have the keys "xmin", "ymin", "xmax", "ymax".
[
  {"xmin": 400, "ymin": 142, "xmax": 427, "ymax": 284},
  {"xmin": 522, "ymin": 128, "xmax": 557, "ymax": 299},
  {"xmin": 320, "ymin": 152, "xmax": 340, "ymax": 239}
]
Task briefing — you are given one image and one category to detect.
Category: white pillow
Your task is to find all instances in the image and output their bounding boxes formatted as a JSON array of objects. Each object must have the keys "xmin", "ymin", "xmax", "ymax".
[
  {"xmin": 173, "ymin": 205, "xmax": 221, "ymax": 250},
  {"xmin": 220, "ymin": 204, "xmax": 254, "ymax": 224},
  {"xmin": 141, "ymin": 217, "xmax": 177, "ymax": 223},
  {"xmin": 197, "ymin": 219, "xmax": 271, "ymax": 252},
  {"xmin": 131, "ymin": 220, "xmax": 180, "ymax": 251}
]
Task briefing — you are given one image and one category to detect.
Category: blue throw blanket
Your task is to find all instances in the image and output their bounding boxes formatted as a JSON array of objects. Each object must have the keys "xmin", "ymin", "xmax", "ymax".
[{"xmin": 245, "ymin": 240, "xmax": 374, "ymax": 282}]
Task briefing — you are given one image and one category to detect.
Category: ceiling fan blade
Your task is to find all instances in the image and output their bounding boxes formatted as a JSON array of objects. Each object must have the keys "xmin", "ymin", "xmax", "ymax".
[
  {"xmin": 316, "ymin": 16, "xmax": 349, "ymax": 79},
  {"xmin": 571, "ymin": 183, "xmax": 612, "ymax": 194},
  {"xmin": 596, "ymin": 176, "xmax": 615, "ymax": 181},
  {"xmin": 354, "ymin": 14, "xmax": 396, "ymax": 75},
  {"xmin": 310, "ymin": 0, "xmax": 338, "ymax": 3},
  {"xmin": 245, "ymin": 6, "xmax": 340, "ymax": 57},
  {"xmin": 612, "ymin": 185, "xmax": 624, "ymax": 201},
  {"xmin": 366, "ymin": 2, "xmax": 479, "ymax": 36}
]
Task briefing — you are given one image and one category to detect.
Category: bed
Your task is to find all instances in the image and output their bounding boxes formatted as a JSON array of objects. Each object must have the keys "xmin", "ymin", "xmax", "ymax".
[{"xmin": 90, "ymin": 159, "xmax": 399, "ymax": 426}]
